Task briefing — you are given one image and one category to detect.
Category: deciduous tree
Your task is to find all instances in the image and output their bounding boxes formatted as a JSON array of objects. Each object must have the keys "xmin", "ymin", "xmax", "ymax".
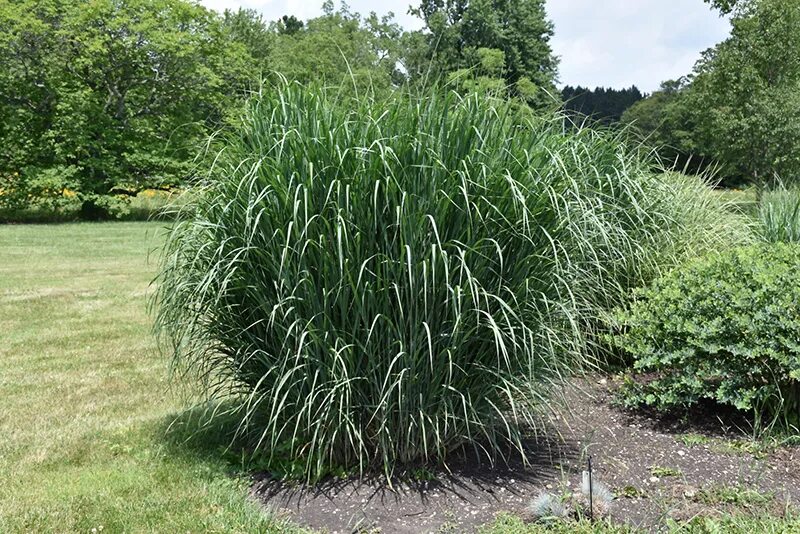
[
  {"xmin": 690, "ymin": 0, "xmax": 800, "ymax": 186},
  {"xmin": 410, "ymin": 0, "xmax": 559, "ymax": 108},
  {"xmin": 268, "ymin": 2, "xmax": 404, "ymax": 95},
  {"xmin": 0, "ymin": 0, "xmax": 260, "ymax": 214}
]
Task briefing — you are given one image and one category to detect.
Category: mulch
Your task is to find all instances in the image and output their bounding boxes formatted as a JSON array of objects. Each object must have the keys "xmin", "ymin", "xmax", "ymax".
[{"xmin": 251, "ymin": 378, "xmax": 800, "ymax": 533}]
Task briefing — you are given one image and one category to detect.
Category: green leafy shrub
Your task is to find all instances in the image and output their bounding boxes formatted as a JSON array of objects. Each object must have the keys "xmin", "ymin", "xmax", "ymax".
[
  {"xmin": 614, "ymin": 245, "xmax": 800, "ymax": 425},
  {"xmin": 0, "ymin": 167, "xmax": 84, "ymax": 221},
  {"xmin": 758, "ymin": 186, "xmax": 800, "ymax": 243},
  {"xmin": 155, "ymin": 83, "xmax": 745, "ymax": 478},
  {"xmin": 0, "ymin": 161, "xmax": 184, "ymax": 221},
  {"xmin": 0, "ymin": 166, "xmax": 79, "ymax": 211}
]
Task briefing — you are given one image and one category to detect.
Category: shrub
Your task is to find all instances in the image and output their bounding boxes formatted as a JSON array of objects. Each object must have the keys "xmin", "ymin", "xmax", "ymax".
[
  {"xmin": 0, "ymin": 166, "xmax": 80, "ymax": 211},
  {"xmin": 758, "ymin": 186, "xmax": 800, "ymax": 243},
  {"xmin": 0, "ymin": 167, "xmax": 84, "ymax": 222},
  {"xmin": 614, "ymin": 245, "xmax": 800, "ymax": 426},
  {"xmin": 0, "ymin": 166, "xmax": 182, "ymax": 222},
  {"xmin": 154, "ymin": 83, "xmax": 745, "ymax": 478}
]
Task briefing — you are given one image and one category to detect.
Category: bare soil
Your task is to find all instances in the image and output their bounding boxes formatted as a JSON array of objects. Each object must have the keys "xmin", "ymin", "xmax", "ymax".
[{"xmin": 251, "ymin": 378, "xmax": 800, "ymax": 533}]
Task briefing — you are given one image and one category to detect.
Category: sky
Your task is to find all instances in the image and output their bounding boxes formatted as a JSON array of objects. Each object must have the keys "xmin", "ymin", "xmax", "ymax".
[{"xmin": 198, "ymin": 0, "xmax": 731, "ymax": 93}]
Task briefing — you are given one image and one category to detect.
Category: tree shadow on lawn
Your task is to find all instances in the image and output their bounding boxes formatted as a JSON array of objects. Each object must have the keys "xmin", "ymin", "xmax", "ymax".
[{"xmin": 159, "ymin": 402, "xmax": 582, "ymax": 533}]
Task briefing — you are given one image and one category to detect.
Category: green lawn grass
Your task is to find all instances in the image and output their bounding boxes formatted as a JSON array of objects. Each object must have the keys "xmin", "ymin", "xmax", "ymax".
[
  {"xmin": 0, "ymin": 222, "xmax": 299, "ymax": 533},
  {"xmin": 482, "ymin": 513, "xmax": 800, "ymax": 534}
]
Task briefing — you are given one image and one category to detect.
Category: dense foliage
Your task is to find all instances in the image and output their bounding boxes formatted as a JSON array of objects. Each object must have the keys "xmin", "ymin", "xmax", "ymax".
[
  {"xmin": 267, "ymin": 2, "xmax": 405, "ymax": 96},
  {"xmin": 155, "ymin": 82, "xmax": 743, "ymax": 478},
  {"xmin": 620, "ymin": 79, "xmax": 703, "ymax": 173},
  {"xmin": 705, "ymin": 0, "xmax": 745, "ymax": 13},
  {"xmin": 561, "ymin": 86, "xmax": 644, "ymax": 126},
  {"xmin": 688, "ymin": 0, "xmax": 800, "ymax": 187},
  {"xmin": 410, "ymin": 0, "xmax": 559, "ymax": 108},
  {"xmin": 0, "ymin": 0, "xmax": 263, "ymax": 216},
  {"xmin": 615, "ymin": 245, "xmax": 800, "ymax": 426},
  {"xmin": 625, "ymin": 0, "xmax": 800, "ymax": 187},
  {"xmin": 0, "ymin": 0, "xmax": 568, "ymax": 219}
]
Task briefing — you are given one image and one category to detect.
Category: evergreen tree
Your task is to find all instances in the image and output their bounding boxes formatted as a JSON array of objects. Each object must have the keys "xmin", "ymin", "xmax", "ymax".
[{"xmin": 561, "ymin": 85, "xmax": 644, "ymax": 125}]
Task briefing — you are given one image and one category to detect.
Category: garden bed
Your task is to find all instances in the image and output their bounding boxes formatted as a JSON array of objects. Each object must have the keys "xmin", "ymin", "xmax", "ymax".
[{"xmin": 252, "ymin": 378, "xmax": 799, "ymax": 532}]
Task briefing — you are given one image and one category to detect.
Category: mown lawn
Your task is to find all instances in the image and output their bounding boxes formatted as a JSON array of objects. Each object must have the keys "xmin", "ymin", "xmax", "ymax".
[{"xmin": 0, "ymin": 222, "xmax": 299, "ymax": 533}]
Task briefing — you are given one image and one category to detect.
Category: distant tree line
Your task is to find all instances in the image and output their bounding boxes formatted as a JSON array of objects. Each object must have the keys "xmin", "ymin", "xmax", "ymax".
[{"xmin": 561, "ymin": 86, "xmax": 644, "ymax": 125}]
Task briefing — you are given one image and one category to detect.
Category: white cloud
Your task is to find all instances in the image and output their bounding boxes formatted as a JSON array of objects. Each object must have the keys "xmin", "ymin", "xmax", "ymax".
[
  {"xmin": 548, "ymin": 0, "xmax": 730, "ymax": 91},
  {"xmin": 198, "ymin": 0, "xmax": 730, "ymax": 92}
]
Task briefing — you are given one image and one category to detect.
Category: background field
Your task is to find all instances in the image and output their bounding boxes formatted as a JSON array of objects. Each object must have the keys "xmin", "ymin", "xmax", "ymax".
[{"xmin": 0, "ymin": 222, "xmax": 298, "ymax": 533}]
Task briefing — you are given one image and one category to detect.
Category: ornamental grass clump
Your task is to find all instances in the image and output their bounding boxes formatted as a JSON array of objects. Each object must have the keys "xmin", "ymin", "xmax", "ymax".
[
  {"xmin": 155, "ymin": 82, "xmax": 744, "ymax": 478},
  {"xmin": 758, "ymin": 185, "xmax": 800, "ymax": 243}
]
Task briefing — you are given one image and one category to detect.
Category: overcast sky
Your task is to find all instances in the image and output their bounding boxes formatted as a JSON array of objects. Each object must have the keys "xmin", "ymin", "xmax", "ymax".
[{"xmin": 198, "ymin": 0, "xmax": 731, "ymax": 93}]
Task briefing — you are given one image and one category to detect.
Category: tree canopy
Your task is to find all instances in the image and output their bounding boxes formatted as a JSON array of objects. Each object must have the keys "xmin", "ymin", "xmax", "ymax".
[
  {"xmin": 0, "ymin": 0, "xmax": 261, "ymax": 214},
  {"xmin": 626, "ymin": 0, "xmax": 800, "ymax": 187},
  {"xmin": 704, "ymin": 0, "xmax": 745, "ymax": 14},
  {"xmin": 690, "ymin": 0, "xmax": 800, "ymax": 186},
  {"xmin": 267, "ymin": 2, "xmax": 404, "ymax": 95},
  {"xmin": 410, "ymin": 0, "xmax": 559, "ymax": 108},
  {"xmin": 18, "ymin": 0, "xmax": 791, "ymax": 215}
]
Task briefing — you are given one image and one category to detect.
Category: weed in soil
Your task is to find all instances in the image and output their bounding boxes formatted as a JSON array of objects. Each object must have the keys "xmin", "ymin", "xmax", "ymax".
[
  {"xmin": 650, "ymin": 466, "xmax": 683, "ymax": 478},
  {"xmin": 678, "ymin": 434, "xmax": 709, "ymax": 448},
  {"xmin": 695, "ymin": 485, "xmax": 774, "ymax": 507}
]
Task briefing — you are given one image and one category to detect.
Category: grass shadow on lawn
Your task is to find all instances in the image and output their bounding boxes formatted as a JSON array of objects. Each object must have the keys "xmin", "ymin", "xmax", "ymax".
[
  {"xmin": 160, "ymin": 400, "xmax": 583, "ymax": 533},
  {"xmin": 160, "ymin": 399, "xmax": 581, "ymax": 480},
  {"xmin": 249, "ymin": 433, "xmax": 581, "ymax": 533},
  {"xmin": 159, "ymin": 400, "xmax": 255, "ymax": 468}
]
